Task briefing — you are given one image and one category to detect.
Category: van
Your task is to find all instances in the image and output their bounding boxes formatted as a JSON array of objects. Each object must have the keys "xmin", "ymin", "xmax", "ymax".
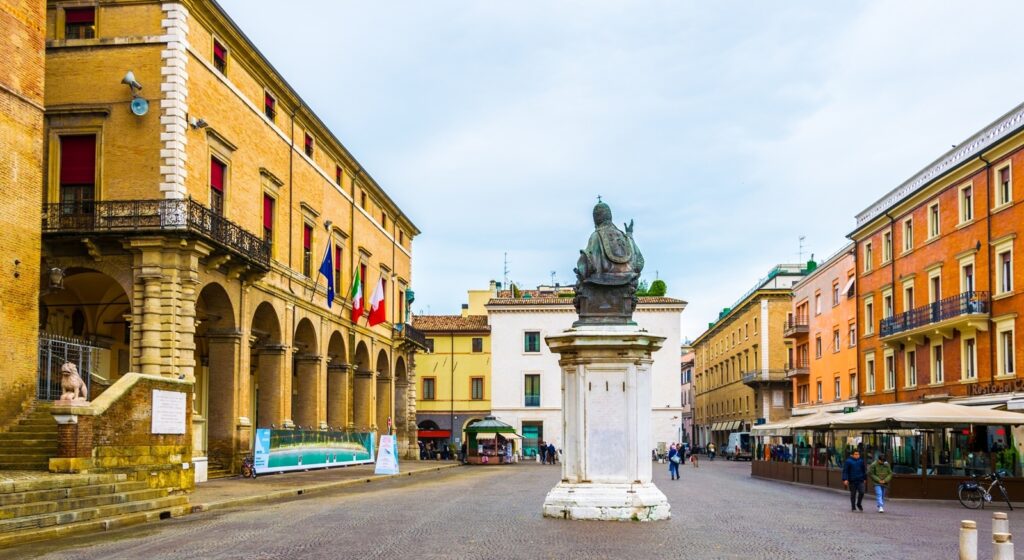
[{"xmin": 723, "ymin": 432, "xmax": 751, "ymax": 461}]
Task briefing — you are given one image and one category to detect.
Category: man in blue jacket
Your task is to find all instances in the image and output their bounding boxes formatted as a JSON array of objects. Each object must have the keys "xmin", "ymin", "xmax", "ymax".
[{"xmin": 842, "ymin": 449, "xmax": 867, "ymax": 511}]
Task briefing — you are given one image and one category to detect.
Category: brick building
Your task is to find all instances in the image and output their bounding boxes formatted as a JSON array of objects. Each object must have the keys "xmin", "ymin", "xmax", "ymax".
[
  {"xmin": 0, "ymin": 1, "xmax": 45, "ymax": 429},
  {"xmin": 30, "ymin": 0, "xmax": 425, "ymax": 484},
  {"xmin": 693, "ymin": 264, "xmax": 808, "ymax": 449},
  {"xmin": 786, "ymin": 245, "xmax": 859, "ymax": 415},
  {"xmin": 851, "ymin": 103, "xmax": 1024, "ymax": 410}
]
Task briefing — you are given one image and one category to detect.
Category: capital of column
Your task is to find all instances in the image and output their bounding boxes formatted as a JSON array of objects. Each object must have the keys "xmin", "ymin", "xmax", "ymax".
[
  {"xmin": 294, "ymin": 353, "xmax": 322, "ymax": 364},
  {"xmin": 354, "ymin": 368, "xmax": 374, "ymax": 378},
  {"xmin": 257, "ymin": 344, "xmax": 289, "ymax": 355}
]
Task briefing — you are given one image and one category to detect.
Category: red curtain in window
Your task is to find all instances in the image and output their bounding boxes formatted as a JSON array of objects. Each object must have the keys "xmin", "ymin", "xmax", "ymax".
[
  {"xmin": 213, "ymin": 41, "xmax": 227, "ymax": 60},
  {"xmin": 265, "ymin": 93, "xmax": 274, "ymax": 109},
  {"xmin": 303, "ymin": 225, "xmax": 312, "ymax": 250},
  {"xmin": 305, "ymin": 134, "xmax": 313, "ymax": 151},
  {"xmin": 263, "ymin": 195, "xmax": 274, "ymax": 229},
  {"xmin": 210, "ymin": 158, "xmax": 225, "ymax": 192},
  {"xmin": 65, "ymin": 7, "xmax": 95, "ymax": 24},
  {"xmin": 60, "ymin": 135, "xmax": 96, "ymax": 185}
]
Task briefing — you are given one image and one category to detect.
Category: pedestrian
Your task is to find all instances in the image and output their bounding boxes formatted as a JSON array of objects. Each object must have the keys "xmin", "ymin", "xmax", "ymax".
[
  {"xmin": 868, "ymin": 454, "xmax": 893, "ymax": 513},
  {"xmin": 707, "ymin": 442, "xmax": 716, "ymax": 461},
  {"xmin": 460, "ymin": 441, "xmax": 467, "ymax": 464},
  {"xmin": 539, "ymin": 441, "xmax": 547, "ymax": 464},
  {"xmin": 547, "ymin": 443, "xmax": 556, "ymax": 465},
  {"xmin": 842, "ymin": 449, "xmax": 867, "ymax": 512},
  {"xmin": 668, "ymin": 443, "xmax": 681, "ymax": 480}
]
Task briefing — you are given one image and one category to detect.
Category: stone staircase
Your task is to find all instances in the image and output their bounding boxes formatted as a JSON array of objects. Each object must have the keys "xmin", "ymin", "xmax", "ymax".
[
  {"xmin": 206, "ymin": 458, "xmax": 232, "ymax": 480},
  {"xmin": 0, "ymin": 472, "xmax": 190, "ymax": 547},
  {"xmin": 0, "ymin": 402, "xmax": 57, "ymax": 470}
]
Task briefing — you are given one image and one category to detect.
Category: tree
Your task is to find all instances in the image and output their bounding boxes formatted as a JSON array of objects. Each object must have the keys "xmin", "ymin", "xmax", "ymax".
[{"xmin": 648, "ymin": 279, "xmax": 667, "ymax": 297}]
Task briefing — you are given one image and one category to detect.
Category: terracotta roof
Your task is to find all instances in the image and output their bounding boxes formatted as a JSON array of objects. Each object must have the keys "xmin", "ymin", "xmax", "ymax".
[
  {"xmin": 487, "ymin": 296, "xmax": 685, "ymax": 306},
  {"xmin": 412, "ymin": 315, "xmax": 490, "ymax": 332}
]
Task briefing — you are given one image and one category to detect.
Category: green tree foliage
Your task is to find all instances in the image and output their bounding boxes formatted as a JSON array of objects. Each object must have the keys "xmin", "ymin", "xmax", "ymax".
[
  {"xmin": 635, "ymin": 278, "xmax": 667, "ymax": 297},
  {"xmin": 511, "ymin": 283, "xmax": 521, "ymax": 298}
]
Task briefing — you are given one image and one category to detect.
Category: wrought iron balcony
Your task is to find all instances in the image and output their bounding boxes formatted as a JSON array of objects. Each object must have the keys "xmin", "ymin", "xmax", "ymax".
[
  {"xmin": 43, "ymin": 199, "xmax": 270, "ymax": 270},
  {"xmin": 786, "ymin": 359, "xmax": 810, "ymax": 379},
  {"xmin": 742, "ymin": 369, "xmax": 789, "ymax": 385},
  {"xmin": 395, "ymin": 322, "xmax": 429, "ymax": 351},
  {"xmin": 783, "ymin": 316, "xmax": 809, "ymax": 338},
  {"xmin": 880, "ymin": 291, "xmax": 990, "ymax": 341}
]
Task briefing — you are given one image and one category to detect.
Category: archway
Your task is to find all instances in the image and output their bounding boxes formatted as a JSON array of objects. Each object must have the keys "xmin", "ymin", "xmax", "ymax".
[
  {"xmin": 194, "ymin": 282, "xmax": 237, "ymax": 476},
  {"xmin": 352, "ymin": 341, "xmax": 372, "ymax": 430},
  {"xmin": 375, "ymin": 349, "xmax": 392, "ymax": 434},
  {"xmin": 291, "ymin": 318, "xmax": 319, "ymax": 429},
  {"xmin": 39, "ymin": 268, "xmax": 131, "ymax": 397},
  {"xmin": 394, "ymin": 356, "xmax": 410, "ymax": 451},
  {"xmin": 326, "ymin": 331, "xmax": 348, "ymax": 429},
  {"xmin": 250, "ymin": 301, "xmax": 283, "ymax": 429}
]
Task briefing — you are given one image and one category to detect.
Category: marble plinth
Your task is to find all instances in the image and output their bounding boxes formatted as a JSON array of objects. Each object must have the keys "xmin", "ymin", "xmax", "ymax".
[{"xmin": 542, "ymin": 481, "xmax": 670, "ymax": 521}]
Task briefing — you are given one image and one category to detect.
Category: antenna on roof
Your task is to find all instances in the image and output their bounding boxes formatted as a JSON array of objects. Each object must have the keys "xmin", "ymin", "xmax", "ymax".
[
  {"xmin": 798, "ymin": 235, "xmax": 806, "ymax": 263},
  {"xmin": 503, "ymin": 252, "xmax": 510, "ymax": 293},
  {"xmin": 550, "ymin": 270, "xmax": 556, "ymax": 285}
]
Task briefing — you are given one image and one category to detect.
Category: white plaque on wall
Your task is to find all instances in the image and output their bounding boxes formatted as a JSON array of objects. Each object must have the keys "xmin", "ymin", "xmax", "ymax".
[{"xmin": 151, "ymin": 389, "xmax": 187, "ymax": 434}]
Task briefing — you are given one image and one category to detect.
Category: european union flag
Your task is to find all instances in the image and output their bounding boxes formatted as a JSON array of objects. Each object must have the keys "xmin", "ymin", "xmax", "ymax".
[{"xmin": 318, "ymin": 244, "xmax": 334, "ymax": 308}]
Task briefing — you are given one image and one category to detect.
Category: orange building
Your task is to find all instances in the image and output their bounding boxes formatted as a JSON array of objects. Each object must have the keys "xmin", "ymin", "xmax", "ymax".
[
  {"xmin": 851, "ymin": 103, "xmax": 1024, "ymax": 409},
  {"xmin": 786, "ymin": 245, "xmax": 859, "ymax": 415}
]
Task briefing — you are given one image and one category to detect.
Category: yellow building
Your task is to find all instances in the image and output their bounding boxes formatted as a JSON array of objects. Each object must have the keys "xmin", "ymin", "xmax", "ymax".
[
  {"xmin": 32, "ymin": 0, "xmax": 425, "ymax": 484},
  {"xmin": 412, "ymin": 287, "xmax": 493, "ymax": 448},
  {"xmin": 693, "ymin": 264, "xmax": 808, "ymax": 449},
  {"xmin": 0, "ymin": 1, "xmax": 45, "ymax": 435}
]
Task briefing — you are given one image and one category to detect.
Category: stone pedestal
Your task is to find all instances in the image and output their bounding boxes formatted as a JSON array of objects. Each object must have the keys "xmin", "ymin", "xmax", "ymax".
[{"xmin": 542, "ymin": 325, "xmax": 669, "ymax": 521}]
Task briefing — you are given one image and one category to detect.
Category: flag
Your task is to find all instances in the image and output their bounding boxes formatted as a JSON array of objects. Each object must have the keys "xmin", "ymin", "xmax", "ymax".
[
  {"xmin": 368, "ymin": 276, "xmax": 386, "ymax": 326},
  {"xmin": 350, "ymin": 266, "xmax": 363, "ymax": 322},
  {"xmin": 317, "ymin": 243, "xmax": 334, "ymax": 308}
]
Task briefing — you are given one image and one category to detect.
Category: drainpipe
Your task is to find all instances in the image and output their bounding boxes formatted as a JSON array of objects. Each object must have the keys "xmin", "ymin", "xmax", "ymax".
[
  {"xmin": 979, "ymin": 155, "xmax": 994, "ymax": 393},
  {"xmin": 846, "ymin": 231, "xmax": 860, "ymax": 408},
  {"xmin": 885, "ymin": 211, "xmax": 897, "ymax": 405},
  {"xmin": 450, "ymin": 333, "xmax": 455, "ymax": 447}
]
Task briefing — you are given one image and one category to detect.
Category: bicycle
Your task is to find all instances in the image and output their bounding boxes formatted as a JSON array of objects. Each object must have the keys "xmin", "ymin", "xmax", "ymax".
[
  {"xmin": 240, "ymin": 455, "xmax": 257, "ymax": 479},
  {"xmin": 957, "ymin": 470, "xmax": 1012, "ymax": 510}
]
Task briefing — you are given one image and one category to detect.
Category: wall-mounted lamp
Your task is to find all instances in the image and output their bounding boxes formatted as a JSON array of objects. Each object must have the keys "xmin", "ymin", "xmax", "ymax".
[
  {"xmin": 48, "ymin": 267, "xmax": 65, "ymax": 289},
  {"xmin": 324, "ymin": 220, "xmax": 333, "ymax": 231},
  {"xmin": 188, "ymin": 116, "xmax": 209, "ymax": 129}
]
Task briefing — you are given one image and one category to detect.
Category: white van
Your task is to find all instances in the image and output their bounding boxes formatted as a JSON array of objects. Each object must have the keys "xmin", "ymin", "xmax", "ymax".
[{"xmin": 723, "ymin": 432, "xmax": 752, "ymax": 461}]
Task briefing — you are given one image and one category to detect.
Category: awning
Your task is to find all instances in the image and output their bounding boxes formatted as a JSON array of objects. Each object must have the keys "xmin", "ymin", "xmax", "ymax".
[
  {"xmin": 751, "ymin": 419, "xmax": 794, "ymax": 436},
  {"xmin": 472, "ymin": 432, "xmax": 498, "ymax": 440},
  {"xmin": 730, "ymin": 421, "xmax": 742, "ymax": 430},
  {"xmin": 843, "ymin": 276, "xmax": 856, "ymax": 298},
  {"xmin": 710, "ymin": 422, "xmax": 720, "ymax": 431},
  {"xmin": 502, "ymin": 433, "xmax": 524, "ymax": 439},
  {"xmin": 796, "ymin": 402, "xmax": 1024, "ymax": 430},
  {"xmin": 418, "ymin": 430, "xmax": 451, "ymax": 438}
]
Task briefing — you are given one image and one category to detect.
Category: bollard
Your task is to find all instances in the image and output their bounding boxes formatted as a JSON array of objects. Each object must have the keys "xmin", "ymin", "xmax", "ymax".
[
  {"xmin": 959, "ymin": 520, "xmax": 977, "ymax": 560},
  {"xmin": 992, "ymin": 512, "xmax": 1009, "ymax": 538},
  {"xmin": 992, "ymin": 532, "xmax": 1014, "ymax": 560}
]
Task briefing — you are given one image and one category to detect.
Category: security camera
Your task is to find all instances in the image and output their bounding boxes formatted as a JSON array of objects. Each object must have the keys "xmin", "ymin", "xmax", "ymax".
[
  {"xmin": 324, "ymin": 220, "xmax": 333, "ymax": 230},
  {"xmin": 121, "ymin": 71, "xmax": 142, "ymax": 91}
]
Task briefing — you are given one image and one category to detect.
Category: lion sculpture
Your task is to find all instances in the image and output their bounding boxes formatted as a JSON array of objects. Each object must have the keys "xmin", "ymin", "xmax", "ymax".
[{"xmin": 58, "ymin": 362, "xmax": 88, "ymax": 402}]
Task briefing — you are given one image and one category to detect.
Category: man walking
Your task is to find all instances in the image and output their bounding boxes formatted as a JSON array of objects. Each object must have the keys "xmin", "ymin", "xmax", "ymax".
[
  {"xmin": 842, "ymin": 449, "xmax": 867, "ymax": 512},
  {"xmin": 667, "ymin": 444, "xmax": 681, "ymax": 480},
  {"xmin": 868, "ymin": 454, "xmax": 893, "ymax": 513}
]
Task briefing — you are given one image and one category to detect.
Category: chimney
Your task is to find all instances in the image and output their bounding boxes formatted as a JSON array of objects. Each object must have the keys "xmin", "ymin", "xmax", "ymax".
[
  {"xmin": 461, "ymin": 303, "xmax": 469, "ymax": 318},
  {"xmin": 489, "ymin": 279, "xmax": 497, "ymax": 296}
]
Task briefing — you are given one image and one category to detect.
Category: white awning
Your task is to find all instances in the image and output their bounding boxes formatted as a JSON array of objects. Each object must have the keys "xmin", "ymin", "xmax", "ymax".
[
  {"xmin": 843, "ymin": 276, "xmax": 856, "ymax": 298},
  {"xmin": 472, "ymin": 432, "xmax": 497, "ymax": 440}
]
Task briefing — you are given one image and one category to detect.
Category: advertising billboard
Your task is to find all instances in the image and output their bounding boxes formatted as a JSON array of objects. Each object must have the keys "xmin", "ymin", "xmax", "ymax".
[{"xmin": 254, "ymin": 428, "xmax": 375, "ymax": 475}]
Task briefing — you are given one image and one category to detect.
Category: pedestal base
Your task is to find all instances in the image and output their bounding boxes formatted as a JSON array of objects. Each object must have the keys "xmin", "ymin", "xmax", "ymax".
[{"xmin": 542, "ymin": 482, "xmax": 670, "ymax": 521}]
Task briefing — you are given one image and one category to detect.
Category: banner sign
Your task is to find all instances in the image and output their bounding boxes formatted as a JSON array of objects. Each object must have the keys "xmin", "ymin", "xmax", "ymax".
[
  {"xmin": 374, "ymin": 434, "xmax": 399, "ymax": 475},
  {"xmin": 151, "ymin": 390, "xmax": 186, "ymax": 434},
  {"xmin": 253, "ymin": 428, "xmax": 375, "ymax": 475}
]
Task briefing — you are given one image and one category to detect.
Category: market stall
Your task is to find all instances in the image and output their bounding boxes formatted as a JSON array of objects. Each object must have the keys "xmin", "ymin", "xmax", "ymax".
[{"xmin": 464, "ymin": 417, "xmax": 521, "ymax": 465}]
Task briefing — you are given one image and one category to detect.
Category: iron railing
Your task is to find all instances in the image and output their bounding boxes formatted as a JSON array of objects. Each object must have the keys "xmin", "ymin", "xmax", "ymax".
[
  {"xmin": 398, "ymin": 323, "xmax": 429, "ymax": 350},
  {"xmin": 43, "ymin": 199, "xmax": 270, "ymax": 269},
  {"xmin": 742, "ymin": 369, "xmax": 789, "ymax": 385},
  {"xmin": 783, "ymin": 316, "xmax": 809, "ymax": 337},
  {"xmin": 880, "ymin": 291, "xmax": 990, "ymax": 337},
  {"xmin": 524, "ymin": 395, "xmax": 541, "ymax": 407},
  {"xmin": 37, "ymin": 332, "xmax": 97, "ymax": 400}
]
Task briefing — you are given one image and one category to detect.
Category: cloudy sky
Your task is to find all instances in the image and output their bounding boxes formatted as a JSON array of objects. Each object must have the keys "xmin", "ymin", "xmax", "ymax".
[{"xmin": 219, "ymin": 0, "xmax": 1024, "ymax": 340}]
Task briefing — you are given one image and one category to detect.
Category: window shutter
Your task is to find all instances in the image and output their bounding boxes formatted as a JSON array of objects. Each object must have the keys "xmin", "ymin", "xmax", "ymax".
[
  {"xmin": 213, "ymin": 41, "xmax": 227, "ymax": 60},
  {"xmin": 60, "ymin": 135, "xmax": 97, "ymax": 185},
  {"xmin": 210, "ymin": 158, "xmax": 225, "ymax": 192},
  {"xmin": 303, "ymin": 225, "xmax": 312, "ymax": 250},
  {"xmin": 263, "ymin": 195, "xmax": 274, "ymax": 229},
  {"xmin": 65, "ymin": 7, "xmax": 95, "ymax": 24}
]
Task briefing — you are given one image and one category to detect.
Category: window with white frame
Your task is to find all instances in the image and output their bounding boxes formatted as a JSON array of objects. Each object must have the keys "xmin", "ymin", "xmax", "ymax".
[
  {"xmin": 865, "ymin": 354, "xmax": 876, "ymax": 393},
  {"xmin": 832, "ymin": 328, "xmax": 840, "ymax": 353},
  {"xmin": 903, "ymin": 219, "xmax": 913, "ymax": 252},
  {"xmin": 883, "ymin": 291, "xmax": 893, "ymax": 319},
  {"xmin": 815, "ymin": 335, "xmax": 822, "ymax": 359},
  {"xmin": 883, "ymin": 231, "xmax": 892, "ymax": 262},
  {"xmin": 928, "ymin": 202, "xmax": 940, "ymax": 239},
  {"xmin": 959, "ymin": 183, "xmax": 974, "ymax": 223},
  {"xmin": 961, "ymin": 261, "xmax": 975, "ymax": 294},
  {"xmin": 962, "ymin": 337, "xmax": 977, "ymax": 380},
  {"xmin": 815, "ymin": 293, "xmax": 821, "ymax": 315},
  {"xmin": 996, "ymin": 241, "xmax": 1014, "ymax": 295},
  {"xmin": 816, "ymin": 380, "xmax": 822, "ymax": 402},
  {"xmin": 832, "ymin": 282, "xmax": 840, "ymax": 306},
  {"xmin": 997, "ymin": 165, "xmax": 1012, "ymax": 207},
  {"xmin": 834, "ymin": 377, "xmax": 841, "ymax": 400},
  {"xmin": 997, "ymin": 319, "xmax": 1015, "ymax": 377},
  {"xmin": 904, "ymin": 283, "xmax": 915, "ymax": 311},
  {"xmin": 929, "ymin": 271, "xmax": 941, "ymax": 304},
  {"xmin": 931, "ymin": 342, "xmax": 944, "ymax": 384},
  {"xmin": 864, "ymin": 242, "xmax": 873, "ymax": 272},
  {"xmin": 849, "ymin": 372, "xmax": 858, "ymax": 397},
  {"xmin": 864, "ymin": 298, "xmax": 874, "ymax": 336},
  {"xmin": 884, "ymin": 351, "xmax": 895, "ymax": 390},
  {"xmin": 905, "ymin": 349, "xmax": 917, "ymax": 387},
  {"xmin": 848, "ymin": 321, "xmax": 856, "ymax": 347}
]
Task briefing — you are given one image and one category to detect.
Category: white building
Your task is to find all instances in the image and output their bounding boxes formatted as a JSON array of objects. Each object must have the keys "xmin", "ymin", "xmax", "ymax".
[{"xmin": 486, "ymin": 295, "xmax": 686, "ymax": 457}]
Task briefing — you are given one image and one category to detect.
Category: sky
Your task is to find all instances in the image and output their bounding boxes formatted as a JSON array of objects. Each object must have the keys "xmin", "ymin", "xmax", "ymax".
[{"xmin": 218, "ymin": 0, "xmax": 1024, "ymax": 340}]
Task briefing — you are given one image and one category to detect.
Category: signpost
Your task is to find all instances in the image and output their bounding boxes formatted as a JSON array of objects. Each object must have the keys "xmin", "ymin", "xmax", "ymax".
[{"xmin": 374, "ymin": 434, "xmax": 399, "ymax": 475}]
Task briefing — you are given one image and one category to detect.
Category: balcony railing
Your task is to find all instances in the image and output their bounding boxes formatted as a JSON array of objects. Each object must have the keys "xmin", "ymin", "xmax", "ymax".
[
  {"xmin": 43, "ymin": 199, "xmax": 270, "ymax": 269},
  {"xmin": 524, "ymin": 395, "xmax": 540, "ymax": 407},
  {"xmin": 396, "ymin": 322, "xmax": 429, "ymax": 351},
  {"xmin": 786, "ymin": 359, "xmax": 810, "ymax": 378},
  {"xmin": 783, "ymin": 317, "xmax": 809, "ymax": 337},
  {"xmin": 742, "ymin": 369, "xmax": 789, "ymax": 385},
  {"xmin": 880, "ymin": 291, "xmax": 990, "ymax": 338}
]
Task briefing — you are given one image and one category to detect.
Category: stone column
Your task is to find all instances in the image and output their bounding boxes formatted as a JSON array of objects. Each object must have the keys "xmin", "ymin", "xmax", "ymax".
[
  {"xmin": 292, "ymin": 354, "xmax": 321, "ymax": 429},
  {"xmin": 256, "ymin": 345, "xmax": 287, "ymax": 428},
  {"xmin": 326, "ymin": 363, "xmax": 349, "ymax": 429},
  {"xmin": 376, "ymin": 374, "xmax": 393, "ymax": 434},
  {"xmin": 353, "ymin": 369, "xmax": 374, "ymax": 431},
  {"xmin": 206, "ymin": 330, "xmax": 241, "ymax": 467}
]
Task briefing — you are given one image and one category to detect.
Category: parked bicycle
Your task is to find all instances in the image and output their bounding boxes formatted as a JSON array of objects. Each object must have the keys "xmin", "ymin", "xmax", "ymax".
[
  {"xmin": 240, "ymin": 455, "xmax": 257, "ymax": 479},
  {"xmin": 957, "ymin": 470, "xmax": 1012, "ymax": 510}
]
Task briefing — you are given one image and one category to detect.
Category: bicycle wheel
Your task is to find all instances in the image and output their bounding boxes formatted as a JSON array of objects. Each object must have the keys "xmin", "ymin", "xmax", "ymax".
[
  {"xmin": 998, "ymin": 484, "xmax": 1013, "ymax": 510},
  {"xmin": 958, "ymin": 486, "xmax": 984, "ymax": 509}
]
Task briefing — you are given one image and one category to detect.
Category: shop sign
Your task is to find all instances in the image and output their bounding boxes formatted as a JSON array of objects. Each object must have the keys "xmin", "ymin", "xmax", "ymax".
[{"xmin": 968, "ymin": 379, "xmax": 1024, "ymax": 396}]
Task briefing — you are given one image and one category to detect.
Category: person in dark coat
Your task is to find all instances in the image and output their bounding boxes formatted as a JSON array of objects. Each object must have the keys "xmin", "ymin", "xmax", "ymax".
[
  {"xmin": 842, "ymin": 449, "xmax": 867, "ymax": 511},
  {"xmin": 547, "ymin": 443, "xmax": 556, "ymax": 465}
]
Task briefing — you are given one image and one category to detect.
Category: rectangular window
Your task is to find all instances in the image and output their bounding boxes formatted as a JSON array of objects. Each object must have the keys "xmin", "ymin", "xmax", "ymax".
[
  {"xmin": 884, "ymin": 354, "xmax": 895, "ymax": 390},
  {"xmin": 866, "ymin": 355, "xmax": 876, "ymax": 393},
  {"xmin": 798, "ymin": 385, "xmax": 808, "ymax": 404},
  {"xmin": 472, "ymin": 337, "xmax": 483, "ymax": 353},
  {"xmin": 864, "ymin": 242, "xmax": 873, "ymax": 272},
  {"xmin": 64, "ymin": 7, "xmax": 96, "ymax": 39},
  {"xmin": 524, "ymin": 331, "xmax": 541, "ymax": 353},
  {"xmin": 359, "ymin": 263, "xmax": 368, "ymax": 309},
  {"xmin": 360, "ymin": 191, "xmax": 367, "ymax": 209},
  {"xmin": 397, "ymin": 289, "xmax": 405, "ymax": 324},
  {"xmin": 382, "ymin": 212, "xmax": 387, "ymax": 230},
  {"xmin": 304, "ymin": 133, "xmax": 314, "ymax": 157},
  {"xmin": 1000, "ymin": 328, "xmax": 1015, "ymax": 376},
  {"xmin": 816, "ymin": 381, "xmax": 822, "ymax": 402},
  {"xmin": 883, "ymin": 293, "xmax": 893, "ymax": 319},
  {"xmin": 906, "ymin": 350, "xmax": 917, "ymax": 388},
  {"xmin": 468, "ymin": 377, "xmax": 484, "ymax": 400},
  {"xmin": 302, "ymin": 224, "xmax": 313, "ymax": 276},
  {"xmin": 334, "ymin": 244, "xmax": 343, "ymax": 297},
  {"xmin": 833, "ymin": 329, "xmax": 840, "ymax": 353},
  {"xmin": 425, "ymin": 338, "xmax": 434, "ymax": 353},
  {"xmin": 422, "ymin": 378, "xmax": 436, "ymax": 400},
  {"xmin": 815, "ymin": 335, "xmax": 822, "ymax": 359},
  {"xmin": 850, "ymin": 373, "xmax": 858, "ymax": 397},
  {"xmin": 864, "ymin": 301, "xmax": 874, "ymax": 335},
  {"xmin": 815, "ymin": 293, "xmax": 821, "ymax": 315},
  {"xmin": 928, "ymin": 203, "xmax": 940, "ymax": 238},
  {"xmin": 962, "ymin": 263, "xmax": 974, "ymax": 293},
  {"xmin": 903, "ymin": 219, "xmax": 913, "ymax": 252},
  {"xmin": 883, "ymin": 231, "xmax": 892, "ymax": 262},
  {"xmin": 998, "ymin": 250, "xmax": 1013, "ymax": 294},
  {"xmin": 998, "ymin": 166, "xmax": 1012, "ymax": 206},
  {"xmin": 524, "ymin": 374, "xmax": 540, "ymax": 407},
  {"xmin": 264, "ymin": 92, "xmax": 276, "ymax": 121},
  {"xmin": 335, "ymin": 165, "xmax": 342, "ymax": 185},
  {"xmin": 59, "ymin": 135, "xmax": 97, "ymax": 213},
  {"xmin": 262, "ymin": 194, "xmax": 275, "ymax": 248},
  {"xmin": 904, "ymin": 285, "xmax": 914, "ymax": 311},
  {"xmin": 832, "ymin": 282, "xmax": 840, "ymax": 306},
  {"xmin": 963, "ymin": 338, "xmax": 977, "ymax": 380},
  {"xmin": 960, "ymin": 184, "xmax": 974, "ymax": 223},
  {"xmin": 932, "ymin": 344, "xmax": 944, "ymax": 384},
  {"xmin": 399, "ymin": 230, "xmax": 405, "ymax": 245},
  {"xmin": 213, "ymin": 39, "xmax": 228, "ymax": 74},
  {"xmin": 930, "ymin": 275, "xmax": 941, "ymax": 303},
  {"xmin": 834, "ymin": 377, "xmax": 841, "ymax": 400},
  {"xmin": 210, "ymin": 157, "xmax": 226, "ymax": 215},
  {"xmin": 848, "ymin": 322, "xmax": 856, "ymax": 347}
]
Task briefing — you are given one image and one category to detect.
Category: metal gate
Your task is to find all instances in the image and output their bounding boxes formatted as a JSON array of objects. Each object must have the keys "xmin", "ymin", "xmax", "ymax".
[{"xmin": 37, "ymin": 333, "xmax": 96, "ymax": 400}]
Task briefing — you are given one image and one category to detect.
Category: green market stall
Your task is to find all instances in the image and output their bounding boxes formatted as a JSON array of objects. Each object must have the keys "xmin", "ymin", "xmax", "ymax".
[{"xmin": 464, "ymin": 416, "xmax": 521, "ymax": 465}]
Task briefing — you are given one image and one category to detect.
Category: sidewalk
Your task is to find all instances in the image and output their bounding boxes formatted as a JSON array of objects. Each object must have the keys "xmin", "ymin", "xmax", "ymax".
[{"xmin": 189, "ymin": 460, "xmax": 462, "ymax": 513}]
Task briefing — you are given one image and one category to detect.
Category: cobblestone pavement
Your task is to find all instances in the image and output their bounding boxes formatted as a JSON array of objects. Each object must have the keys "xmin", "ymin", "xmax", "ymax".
[{"xmin": 9, "ymin": 460, "xmax": 1024, "ymax": 559}]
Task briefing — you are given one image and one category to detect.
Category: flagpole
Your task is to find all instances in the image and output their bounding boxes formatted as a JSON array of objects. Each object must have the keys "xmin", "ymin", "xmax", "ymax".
[{"xmin": 311, "ymin": 242, "xmax": 331, "ymax": 305}]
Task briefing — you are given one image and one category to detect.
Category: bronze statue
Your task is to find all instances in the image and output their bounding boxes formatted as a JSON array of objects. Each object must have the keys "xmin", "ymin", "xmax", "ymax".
[
  {"xmin": 58, "ymin": 362, "xmax": 88, "ymax": 402},
  {"xmin": 573, "ymin": 199, "xmax": 644, "ymax": 326}
]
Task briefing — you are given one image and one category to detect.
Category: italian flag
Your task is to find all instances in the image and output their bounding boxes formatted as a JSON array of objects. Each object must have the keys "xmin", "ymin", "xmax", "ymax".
[
  {"xmin": 349, "ymin": 267, "xmax": 363, "ymax": 323},
  {"xmin": 368, "ymin": 277, "xmax": 386, "ymax": 327}
]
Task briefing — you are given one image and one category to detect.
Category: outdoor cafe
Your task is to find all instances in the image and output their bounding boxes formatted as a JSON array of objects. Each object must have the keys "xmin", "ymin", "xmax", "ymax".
[{"xmin": 750, "ymin": 401, "xmax": 1024, "ymax": 499}]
